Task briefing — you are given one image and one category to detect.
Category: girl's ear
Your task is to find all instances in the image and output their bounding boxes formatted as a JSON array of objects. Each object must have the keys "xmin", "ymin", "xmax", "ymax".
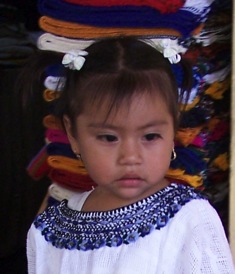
[{"xmin": 63, "ymin": 115, "xmax": 80, "ymax": 154}]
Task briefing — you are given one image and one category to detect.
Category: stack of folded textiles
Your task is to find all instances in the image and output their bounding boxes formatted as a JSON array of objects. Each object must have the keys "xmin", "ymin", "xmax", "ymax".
[
  {"xmin": 178, "ymin": 0, "xmax": 233, "ymax": 231},
  {"xmin": 27, "ymin": 0, "xmax": 232, "ymax": 214},
  {"xmin": 26, "ymin": 61, "xmax": 97, "ymax": 201},
  {"xmin": 169, "ymin": 0, "xmax": 232, "ymax": 232},
  {"xmin": 36, "ymin": 0, "xmax": 213, "ymax": 52}
]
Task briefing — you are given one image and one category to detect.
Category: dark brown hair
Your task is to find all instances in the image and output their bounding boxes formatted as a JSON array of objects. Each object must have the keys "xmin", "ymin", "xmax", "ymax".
[{"xmin": 18, "ymin": 36, "xmax": 192, "ymax": 133}]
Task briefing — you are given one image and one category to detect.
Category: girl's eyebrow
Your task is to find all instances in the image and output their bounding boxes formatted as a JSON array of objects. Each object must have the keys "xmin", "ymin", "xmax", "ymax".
[
  {"xmin": 137, "ymin": 120, "xmax": 170, "ymax": 130},
  {"xmin": 88, "ymin": 123, "xmax": 118, "ymax": 130},
  {"xmin": 87, "ymin": 120, "xmax": 170, "ymax": 130}
]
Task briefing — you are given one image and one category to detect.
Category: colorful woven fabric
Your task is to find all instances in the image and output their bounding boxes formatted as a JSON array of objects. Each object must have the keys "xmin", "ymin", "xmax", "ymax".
[
  {"xmin": 192, "ymin": 0, "xmax": 231, "ymax": 46},
  {"xmin": 170, "ymin": 146, "xmax": 207, "ymax": 176},
  {"xmin": 48, "ymin": 182, "xmax": 78, "ymax": 201},
  {"xmin": 179, "ymin": 107, "xmax": 208, "ymax": 128},
  {"xmin": 46, "ymin": 142, "xmax": 76, "ymax": 158},
  {"xmin": 166, "ymin": 168, "xmax": 203, "ymax": 188},
  {"xmin": 37, "ymin": 0, "xmax": 207, "ymax": 37},
  {"xmin": 207, "ymin": 119, "xmax": 230, "ymax": 143},
  {"xmin": 45, "ymin": 128, "xmax": 69, "ymax": 144},
  {"xmin": 39, "ymin": 16, "xmax": 182, "ymax": 39},
  {"xmin": 43, "ymin": 88, "xmax": 61, "ymax": 102},
  {"xmin": 47, "ymin": 155, "xmax": 88, "ymax": 175},
  {"xmin": 37, "ymin": 32, "xmax": 95, "ymax": 53},
  {"xmin": 212, "ymin": 153, "xmax": 229, "ymax": 172},
  {"xmin": 203, "ymin": 66, "xmax": 231, "ymax": 84},
  {"xmin": 43, "ymin": 114, "xmax": 64, "ymax": 130},
  {"xmin": 44, "ymin": 75, "xmax": 65, "ymax": 91},
  {"xmin": 48, "ymin": 169, "xmax": 96, "ymax": 191},
  {"xmin": 175, "ymin": 126, "xmax": 204, "ymax": 147},
  {"xmin": 204, "ymin": 77, "xmax": 230, "ymax": 100},
  {"xmin": 27, "ymin": 145, "xmax": 50, "ymax": 180},
  {"xmin": 62, "ymin": 0, "xmax": 186, "ymax": 14}
]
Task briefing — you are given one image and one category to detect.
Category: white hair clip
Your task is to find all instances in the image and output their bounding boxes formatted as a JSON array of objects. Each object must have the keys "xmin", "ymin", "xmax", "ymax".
[
  {"xmin": 144, "ymin": 38, "xmax": 187, "ymax": 64},
  {"xmin": 62, "ymin": 50, "xmax": 88, "ymax": 70},
  {"xmin": 162, "ymin": 47, "xmax": 181, "ymax": 64},
  {"xmin": 156, "ymin": 39, "xmax": 183, "ymax": 64}
]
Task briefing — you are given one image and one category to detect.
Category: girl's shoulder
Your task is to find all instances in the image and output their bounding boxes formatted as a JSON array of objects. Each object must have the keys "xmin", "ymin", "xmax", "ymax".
[
  {"xmin": 67, "ymin": 189, "xmax": 94, "ymax": 211},
  {"xmin": 175, "ymin": 192, "xmax": 224, "ymax": 229}
]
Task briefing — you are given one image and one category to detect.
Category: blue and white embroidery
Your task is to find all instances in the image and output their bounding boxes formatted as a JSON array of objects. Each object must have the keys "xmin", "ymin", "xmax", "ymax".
[{"xmin": 34, "ymin": 183, "xmax": 205, "ymax": 251}]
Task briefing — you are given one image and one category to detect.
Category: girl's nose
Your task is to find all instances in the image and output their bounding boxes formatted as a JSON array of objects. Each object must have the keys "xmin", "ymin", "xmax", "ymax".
[{"xmin": 118, "ymin": 140, "xmax": 142, "ymax": 166}]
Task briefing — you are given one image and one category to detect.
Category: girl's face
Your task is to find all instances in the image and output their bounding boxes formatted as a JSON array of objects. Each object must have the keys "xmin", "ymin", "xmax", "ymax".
[{"xmin": 65, "ymin": 93, "xmax": 175, "ymax": 208}]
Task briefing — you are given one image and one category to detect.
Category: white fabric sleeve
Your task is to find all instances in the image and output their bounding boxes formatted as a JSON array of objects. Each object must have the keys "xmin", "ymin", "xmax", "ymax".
[
  {"xmin": 27, "ymin": 225, "xmax": 36, "ymax": 274},
  {"xmin": 176, "ymin": 200, "xmax": 235, "ymax": 273},
  {"xmin": 68, "ymin": 190, "xmax": 93, "ymax": 211}
]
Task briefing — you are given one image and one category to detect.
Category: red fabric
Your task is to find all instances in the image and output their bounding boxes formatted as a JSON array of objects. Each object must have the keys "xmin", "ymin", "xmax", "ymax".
[
  {"xmin": 26, "ymin": 146, "xmax": 51, "ymax": 180},
  {"xmin": 48, "ymin": 168, "xmax": 97, "ymax": 191},
  {"xmin": 45, "ymin": 128, "xmax": 69, "ymax": 144},
  {"xmin": 207, "ymin": 120, "xmax": 230, "ymax": 142},
  {"xmin": 182, "ymin": 43, "xmax": 229, "ymax": 65},
  {"xmin": 62, "ymin": 0, "xmax": 186, "ymax": 14}
]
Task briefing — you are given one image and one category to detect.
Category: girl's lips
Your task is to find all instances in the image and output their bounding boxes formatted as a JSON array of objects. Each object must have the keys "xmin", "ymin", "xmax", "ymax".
[{"xmin": 117, "ymin": 177, "xmax": 143, "ymax": 187}]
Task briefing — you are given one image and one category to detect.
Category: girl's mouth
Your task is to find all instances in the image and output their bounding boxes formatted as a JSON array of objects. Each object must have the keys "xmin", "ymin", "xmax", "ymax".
[{"xmin": 117, "ymin": 176, "xmax": 143, "ymax": 187}]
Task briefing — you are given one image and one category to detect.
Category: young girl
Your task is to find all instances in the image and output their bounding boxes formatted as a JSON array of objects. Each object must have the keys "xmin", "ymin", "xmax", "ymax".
[{"xmin": 25, "ymin": 37, "xmax": 234, "ymax": 273}]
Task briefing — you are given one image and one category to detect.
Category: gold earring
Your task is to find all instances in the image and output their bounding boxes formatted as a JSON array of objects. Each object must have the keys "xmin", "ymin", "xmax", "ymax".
[
  {"xmin": 171, "ymin": 148, "xmax": 176, "ymax": 161},
  {"xmin": 73, "ymin": 150, "xmax": 81, "ymax": 160},
  {"xmin": 76, "ymin": 153, "xmax": 82, "ymax": 160}
]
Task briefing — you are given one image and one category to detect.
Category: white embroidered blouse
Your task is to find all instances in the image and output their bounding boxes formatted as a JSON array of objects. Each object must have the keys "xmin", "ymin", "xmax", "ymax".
[{"xmin": 27, "ymin": 183, "xmax": 235, "ymax": 274}]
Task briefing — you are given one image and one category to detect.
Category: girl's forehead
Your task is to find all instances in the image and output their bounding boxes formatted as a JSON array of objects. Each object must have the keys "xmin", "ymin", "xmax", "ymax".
[{"xmin": 80, "ymin": 93, "xmax": 172, "ymax": 125}]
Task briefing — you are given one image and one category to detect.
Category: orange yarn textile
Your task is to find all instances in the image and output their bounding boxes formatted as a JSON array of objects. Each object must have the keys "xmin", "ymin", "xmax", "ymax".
[{"xmin": 39, "ymin": 16, "xmax": 181, "ymax": 39}]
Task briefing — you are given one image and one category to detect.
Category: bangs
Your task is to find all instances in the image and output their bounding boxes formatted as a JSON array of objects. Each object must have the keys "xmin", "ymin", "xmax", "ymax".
[{"xmin": 73, "ymin": 69, "xmax": 178, "ymax": 121}]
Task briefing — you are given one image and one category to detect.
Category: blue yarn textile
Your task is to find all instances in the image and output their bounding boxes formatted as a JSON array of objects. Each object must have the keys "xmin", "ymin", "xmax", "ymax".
[
  {"xmin": 170, "ymin": 147, "xmax": 207, "ymax": 175},
  {"xmin": 37, "ymin": 0, "xmax": 210, "ymax": 37},
  {"xmin": 46, "ymin": 142, "xmax": 77, "ymax": 158}
]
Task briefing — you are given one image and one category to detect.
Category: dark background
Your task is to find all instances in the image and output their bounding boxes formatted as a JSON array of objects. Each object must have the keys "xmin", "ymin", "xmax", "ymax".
[{"xmin": 0, "ymin": 1, "xmax": 49, "ymax": 273}]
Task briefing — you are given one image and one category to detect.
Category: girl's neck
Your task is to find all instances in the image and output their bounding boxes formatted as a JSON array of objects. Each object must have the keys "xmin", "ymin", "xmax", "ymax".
[{"xmin": 81, "ymin": 179, "xmax": 170, "ymax": 212}]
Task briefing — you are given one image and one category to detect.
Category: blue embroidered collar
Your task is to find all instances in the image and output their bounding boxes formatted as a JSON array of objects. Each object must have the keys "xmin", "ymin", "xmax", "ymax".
[{"xmin": 34, "ymin": 183, "xmax": 205, "ymax": 251}]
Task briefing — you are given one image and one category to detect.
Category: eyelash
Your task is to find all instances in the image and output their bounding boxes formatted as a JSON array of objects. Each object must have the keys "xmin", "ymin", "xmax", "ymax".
[
  {"xmin": 97, "ymin": 134, "xmax": 118, "ymax": 142},
  {"xmin": 97, "ymin": 133, "xmax": 162, "ymax": 142},
  {"xmin": 143, "ymin": 133, "xmax": 162, "ymax": 141}
]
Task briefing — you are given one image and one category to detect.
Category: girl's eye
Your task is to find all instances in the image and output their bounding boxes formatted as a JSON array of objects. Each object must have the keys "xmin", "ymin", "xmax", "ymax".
[
  {"xmin": 98, "ymin": 135, "xmax": 118, "ymax": 142},
  {"xmin": 144, "ymin": 133, "xmax": 161, "ymax": 141}
]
